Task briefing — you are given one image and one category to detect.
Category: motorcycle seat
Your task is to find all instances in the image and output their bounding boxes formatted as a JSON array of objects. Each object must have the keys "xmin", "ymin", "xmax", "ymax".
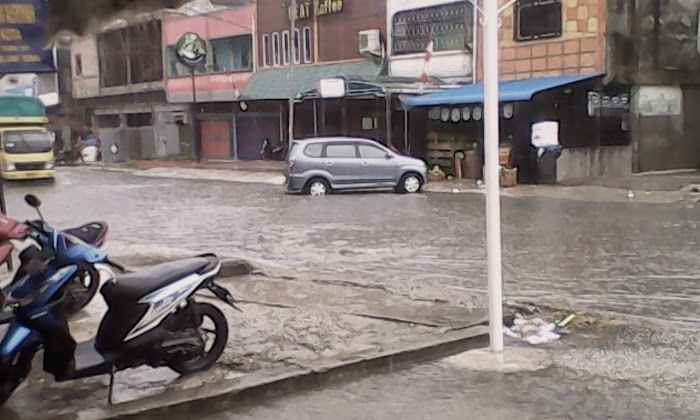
[
  {"xmin": 102, "ymin": 257, "xmax": 211, "ymax": 304},
  {"xmin": 63, "ymin": 221, "xmax": 108, "ymax": 244}
]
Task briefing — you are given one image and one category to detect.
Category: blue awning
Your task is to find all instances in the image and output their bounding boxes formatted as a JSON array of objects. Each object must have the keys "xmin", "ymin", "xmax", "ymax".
[{"xmin": 401, "ymin": 73, "xmax": 605, "ymax": 108}]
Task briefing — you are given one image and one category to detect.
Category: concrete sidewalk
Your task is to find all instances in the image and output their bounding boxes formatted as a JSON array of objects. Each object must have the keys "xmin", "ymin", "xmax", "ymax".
[
  {"xmin": 78, "ymin": 164, "xmax": 700, "ymax": 203},
  {"xmin": 425, "ymin": 170, "xmax": 700, "ymax": 204}
]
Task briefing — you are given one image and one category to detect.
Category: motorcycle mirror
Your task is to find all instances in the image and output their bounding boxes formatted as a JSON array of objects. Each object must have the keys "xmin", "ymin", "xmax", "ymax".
[
  {"xmin": 24, "ymin": 194, "xmax": 44, "ymax": 220},
  {"xmin": 24, "ymin": 194, "xmax": 41, "ymax": 208}
]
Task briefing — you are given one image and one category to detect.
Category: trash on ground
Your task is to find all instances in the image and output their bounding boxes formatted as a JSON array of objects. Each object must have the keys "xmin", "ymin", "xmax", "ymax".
[{"xmin": 503, "ymin": 312, "xmax": 577, "ymax": 345}]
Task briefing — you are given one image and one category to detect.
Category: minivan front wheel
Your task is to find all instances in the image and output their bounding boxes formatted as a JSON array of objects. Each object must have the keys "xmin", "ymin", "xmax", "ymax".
[
  {"xmin": 305, "ymin": 178, "xmax": 330, "ymax": 196},
  {"xmin": 397, "ymin": 173, "xmax": 423, "ymax": 194}
]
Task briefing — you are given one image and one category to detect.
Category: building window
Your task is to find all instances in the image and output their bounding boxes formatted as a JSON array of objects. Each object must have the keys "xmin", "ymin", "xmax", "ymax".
[
  {"xmin": 95, "ymin": 114, "xmax": 121, "ymax": 128},
  {"xmin": 303, "ymin": 26, "xmax": 312, "ymax": 63},
  {"xmin": 272, "ymin": 32, "xmax": 280, "ymax": 65},
  {"xmin": 125, "ymin": 113, "xmax": 152, "ymax": 127},
  {"xmin": 292, "ymin": 28, "xmax": 301, "ymax": 64},
  {"xmin": 74, "ymin": 54, "xmax": 82, "ymax": 76},
  {"xmin": 262, "ymin": 34, "xmax": 271, "ymax": 66},
  {"xmin": 282, "ymin": 30, "xmax": 290, "ymax": 65},
  {"xmin": 514, "ymin": 0, "xmax": 563, "ymax": 41},
  {"xmin": 391, "ymin": 1, "xmax": 474, "ymax": 55},
  {"xmin": 361, "ymin": 117, "xmax": 379, "ymax": 130},
  {"xmin": 210, "ymin": 35, "xmax": 252, "ymax": 72}
]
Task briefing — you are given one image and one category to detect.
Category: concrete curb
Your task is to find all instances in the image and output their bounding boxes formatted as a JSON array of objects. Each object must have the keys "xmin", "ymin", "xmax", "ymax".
[{"xmin": 79, "ymin": 325, "xmax": 489, "ymax": 419}]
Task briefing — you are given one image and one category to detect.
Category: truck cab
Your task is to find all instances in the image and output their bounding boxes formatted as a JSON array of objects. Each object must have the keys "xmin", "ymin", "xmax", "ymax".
[{"xmin": 0, "ymin": 96, "xmax": 55, "ymax": 180}]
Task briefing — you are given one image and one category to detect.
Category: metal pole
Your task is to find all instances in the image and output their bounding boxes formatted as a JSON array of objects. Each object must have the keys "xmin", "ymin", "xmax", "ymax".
[
  {"xmin": 288, "ymin": 0, "xmax": 297, "ymax": 143},
  {"xmin": 191, "ymin": 67, "xmax": 200, "ymax": 163},
  {"xmin": 0, "ymin": 177, "xmax": 6, "ymax": 215},
  {"xmin": 483, "ymin": 0, "xmax": 503, "ymax": 352}
]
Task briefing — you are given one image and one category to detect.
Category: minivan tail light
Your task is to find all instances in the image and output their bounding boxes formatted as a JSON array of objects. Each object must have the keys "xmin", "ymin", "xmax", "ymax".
[{"xmin": 288, "ymin": 160, "xmax": 295, "ymax": 173}]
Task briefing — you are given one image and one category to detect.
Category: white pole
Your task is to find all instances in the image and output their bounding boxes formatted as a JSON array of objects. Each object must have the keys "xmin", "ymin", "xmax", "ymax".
[
  {"xmin": 288, "ymin": 0, "xmax": 297, "ymax": 143},
  {"xmin": 483, "ymin": 0, "xmax": 503, "ymax": 352}
]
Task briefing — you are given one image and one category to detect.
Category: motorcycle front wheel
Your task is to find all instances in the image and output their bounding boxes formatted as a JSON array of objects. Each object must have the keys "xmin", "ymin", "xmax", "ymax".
[{"xmin": 167, "ymin": 302, "xmax": 229, "ymax": 375}]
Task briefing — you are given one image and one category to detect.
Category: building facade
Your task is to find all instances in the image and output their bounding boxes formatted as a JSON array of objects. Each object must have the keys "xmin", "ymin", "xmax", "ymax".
[
  {"xmin": 162, "ymin": 5, "xmax": 256, "ymax": 160},
  {"xmin": 607, "ymin": 1, "xmax": 700, "ymax": 173},
  {"xmin": 401, "ymin": 0, "xmax": 634, "ymax": 183},
  {"xmin": 474, "ymin": 0, "xmax": 605, "ymax": 81},
  {"xmin": 69, "ymin": 14, "xmax": 188, "ymax": 162},
  {"xmin": 242, "ymin": 0, "xmax": 388, "ymax": 149},
  {"xmin": 387, "ymin": 0, "xmax": 476, "ymax": 84}
]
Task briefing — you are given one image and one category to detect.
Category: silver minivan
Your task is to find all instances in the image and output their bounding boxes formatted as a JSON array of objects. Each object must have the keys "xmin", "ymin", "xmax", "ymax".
[{"xmin": 285, "ymin": 137, "xmax": 429, "ymax": 195}]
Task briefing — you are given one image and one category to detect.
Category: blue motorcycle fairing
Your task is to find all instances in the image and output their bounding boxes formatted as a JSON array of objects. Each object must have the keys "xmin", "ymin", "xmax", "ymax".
[
  {"xmin": 0, "ymin": 323, "xmax": 41, "ymax": 358},
  {"xmin": 36, "ymin": 223, "xmax": 107, "ymax": 266},
  {"xmin": 0, "ymin": 221, "xmax": 108, "ymax": 359}
]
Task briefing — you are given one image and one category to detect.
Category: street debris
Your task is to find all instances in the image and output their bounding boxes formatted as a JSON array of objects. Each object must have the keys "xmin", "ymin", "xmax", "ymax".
[
  {"xmin": 627, "ymin": 190, "xmax": 636, "ymax": 199},
  {"xmin": 503, "ymin": 312, "xmax": 576, "ymax": 345}
]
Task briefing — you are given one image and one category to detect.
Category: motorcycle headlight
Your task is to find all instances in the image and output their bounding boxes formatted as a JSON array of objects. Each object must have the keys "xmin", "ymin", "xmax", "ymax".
[
  {"xmin": 44, "ymin": 161, "xmax": 54, "ymax": 170},
  {"xmin": 5, "ymin": 163, "xmax": 15, "ymax": 171}
]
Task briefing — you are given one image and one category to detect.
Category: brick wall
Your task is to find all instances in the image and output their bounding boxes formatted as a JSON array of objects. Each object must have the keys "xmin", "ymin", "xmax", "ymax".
[{"xmin": 475, "ymin": 0, "xmax": 606, "ymax": 81}]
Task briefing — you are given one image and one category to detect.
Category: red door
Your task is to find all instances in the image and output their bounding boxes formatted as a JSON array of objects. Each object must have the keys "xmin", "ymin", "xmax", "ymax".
[{"xmin": 200, "ymin": 120, "xmax": 231, "ymax": 159}]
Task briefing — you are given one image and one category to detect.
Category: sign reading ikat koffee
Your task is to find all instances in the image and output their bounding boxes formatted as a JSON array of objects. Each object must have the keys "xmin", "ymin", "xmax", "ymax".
[{"xmin": 289, "ymin": 0, "xmax": 344, "ymax": 21}]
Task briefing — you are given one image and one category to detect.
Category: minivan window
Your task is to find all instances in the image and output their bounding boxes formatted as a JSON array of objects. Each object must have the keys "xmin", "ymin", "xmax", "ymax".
[
  {"xmin": 325, "ymin": 144, "xmax": 356, "ymax": 158},
  {"xmin": 358, "ymin": 144, "xmax": 387, "ymax": 159},
  {"xmin": 304, "ymin": 143, "xmax": 323, "ymax": 157}
]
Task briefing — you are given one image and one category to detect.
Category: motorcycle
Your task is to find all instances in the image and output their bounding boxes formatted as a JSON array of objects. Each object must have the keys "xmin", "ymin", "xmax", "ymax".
[
  {"xmin": 1, "ymin": 217, "xmax": 109, "ymax": 316},
  {"xmin": 0, "ymin": 194, "xmax": 239, "ymax": 406}
]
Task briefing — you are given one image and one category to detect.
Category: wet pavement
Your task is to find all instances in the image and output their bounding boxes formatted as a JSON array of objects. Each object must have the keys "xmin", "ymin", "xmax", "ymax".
[
  {"xmin": 190, "ymin": 360, "xmax": 694, "ymax": 420},
  {"xmin": 0, "ymin": 167, "xmax": 698, "ymax": 417},
  {"xmin": 3, "ymin": 167, "xmax": 697, "ymax": 324}
]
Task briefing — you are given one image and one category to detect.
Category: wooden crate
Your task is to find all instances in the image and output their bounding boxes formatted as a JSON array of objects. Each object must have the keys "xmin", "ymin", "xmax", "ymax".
[{"xmin": 427, "ymin": 142, "xmax": 469, "ymax": 176}]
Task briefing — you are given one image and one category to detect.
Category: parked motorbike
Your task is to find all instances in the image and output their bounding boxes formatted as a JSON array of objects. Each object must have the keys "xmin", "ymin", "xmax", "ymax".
[
  {"xmin": 0, "ymin": 194, "xmax": 239, "ymax": 406},
  {"xmin": 2, "ymin": 217, "xmax": 109, "ymax": 316},
  {"xmin": 55, "ymin": 147, "xmax": 83, "ymax": 166}
]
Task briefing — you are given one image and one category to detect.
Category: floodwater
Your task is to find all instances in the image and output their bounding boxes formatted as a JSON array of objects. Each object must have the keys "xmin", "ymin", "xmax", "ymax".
[{"xmin": 0, "ymin": 168, "xmax": 697, "ymax": 417}]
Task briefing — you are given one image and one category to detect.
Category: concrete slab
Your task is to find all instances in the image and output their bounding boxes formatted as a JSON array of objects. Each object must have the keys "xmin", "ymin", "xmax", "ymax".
[{"xmin": 441, "ymin": 346, "xmax": 552, "ymax": 373}]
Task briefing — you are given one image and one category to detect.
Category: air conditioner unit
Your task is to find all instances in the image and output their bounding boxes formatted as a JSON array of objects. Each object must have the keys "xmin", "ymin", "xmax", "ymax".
[{"xmin": 358, "ymin": 29, "xmax": 382, "ymax": 57}]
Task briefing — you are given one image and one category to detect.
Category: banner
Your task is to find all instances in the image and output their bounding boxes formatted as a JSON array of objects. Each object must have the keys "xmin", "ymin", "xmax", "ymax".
[{"xmin": 0, "ymin": 1, "xmax": 54, "ymax": 73}]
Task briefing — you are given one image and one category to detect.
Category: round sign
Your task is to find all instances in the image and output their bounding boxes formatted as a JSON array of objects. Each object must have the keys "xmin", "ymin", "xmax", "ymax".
[{"xmin": 174, "ymin": 32, "xmax": 207, "ymax": 67}]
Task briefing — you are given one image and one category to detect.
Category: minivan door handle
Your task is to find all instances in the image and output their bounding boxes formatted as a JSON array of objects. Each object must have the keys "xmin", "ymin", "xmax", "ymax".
[
  {"xmin": 325, "ymin": 161, "xmax": 333, "ymax": 166},
  {"xmin": 361, "ymin": 161, "xmax": 369, "ymax": 166}
]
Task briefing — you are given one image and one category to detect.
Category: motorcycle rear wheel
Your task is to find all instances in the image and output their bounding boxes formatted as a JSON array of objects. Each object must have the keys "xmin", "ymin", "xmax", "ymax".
[{"xmin": 167, "ymin": 302, "xmax": 229, "ymax": 375}]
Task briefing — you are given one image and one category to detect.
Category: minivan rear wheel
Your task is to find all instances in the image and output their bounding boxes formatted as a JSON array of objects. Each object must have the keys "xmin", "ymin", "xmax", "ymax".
[
  {"xmin": 397, "ymin": 173, "xmax": 423, "ymax": 194},
  {"xmin": 305, "ymin": 178, "xmax": 330, "ymax": 196}
]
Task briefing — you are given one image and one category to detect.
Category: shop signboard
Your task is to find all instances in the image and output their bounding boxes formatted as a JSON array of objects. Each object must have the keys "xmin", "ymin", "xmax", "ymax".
[{"xmin": 0, "ymin": 1, "xmax": 54, "ymax": 73}]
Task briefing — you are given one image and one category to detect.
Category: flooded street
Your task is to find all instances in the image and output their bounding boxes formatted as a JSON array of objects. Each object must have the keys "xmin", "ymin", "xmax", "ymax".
[
  {"xmin": 0, "ymin": 168, "xmax": 699, "ymax": 418},
  {"xmin": 4, "ymin": 168, "xmax": 698, "ymax": 323}
]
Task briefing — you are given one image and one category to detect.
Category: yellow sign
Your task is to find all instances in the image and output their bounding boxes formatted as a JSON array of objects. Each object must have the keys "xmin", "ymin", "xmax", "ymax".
[
  {"xmin": 0, "ymin": 4, "xmax": 36, "ymax": 24},
  {"xmin": 0, "ymin": 2, "xmax": 51, "ymax": 71},
  {"xmin": 289, "ymin": 0, "xmax": 344, "ymax": 21}
]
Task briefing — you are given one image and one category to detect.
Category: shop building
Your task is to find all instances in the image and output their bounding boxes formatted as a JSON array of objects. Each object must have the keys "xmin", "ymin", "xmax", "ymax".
[
  {"xmin": 402, "ymin": 0, "xmax": 632, "ymax": 183},
  {"xmin": 162, "ymin": 3, "xmax": 257, "ymax": 160},
  {"xmin": 69, "ymin": 13, "xmax": 190, "ymax": 162},
  {"xmin": 242, "ymin": 0, "xmax": 390, "ymax": 151}
]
